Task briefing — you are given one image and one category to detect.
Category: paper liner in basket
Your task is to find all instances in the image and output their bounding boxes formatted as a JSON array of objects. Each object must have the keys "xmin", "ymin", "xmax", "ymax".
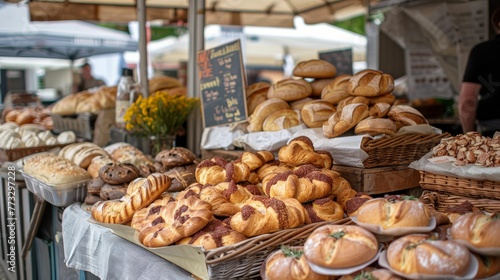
[
  {"xmin": 350, "ymin": 216, "xmax": 436, "ymax": 236},
  {"xmin": 378, "ymin": 249, "xmax": 478, "ymax": 280},
  {"xmin": 451, "ymin": 239, "xmax": 500, "ymax": 257}
]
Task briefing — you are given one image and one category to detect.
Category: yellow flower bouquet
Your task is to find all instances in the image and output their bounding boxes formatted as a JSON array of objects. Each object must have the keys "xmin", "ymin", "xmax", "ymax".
[{"xmin": 123, "ymin": 91, "xmax": 199, "ymax": 153}]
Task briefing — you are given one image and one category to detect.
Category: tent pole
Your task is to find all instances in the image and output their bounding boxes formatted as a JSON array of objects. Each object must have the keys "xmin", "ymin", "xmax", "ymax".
[
  {"xmin": 137, "ymin": 0, "xmax": 149, "ymax": 96},
  {"xmin": 186, "ymin": 0, "xmax": 205, "ymax": 156}
]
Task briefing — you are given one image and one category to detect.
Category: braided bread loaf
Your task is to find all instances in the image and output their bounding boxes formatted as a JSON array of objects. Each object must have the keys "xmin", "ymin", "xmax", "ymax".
[
  {"xmin": 131, "ymin": 194, "xmax": 175, "ymax": 231},
  {"xmin": 176, "ymin": 219, "xmax": 247, "ymax": 250},
  {"xmin": 195, "ymin": 157, "xmax": 250, "ymax": 185},
  {"xmin": 138, "ymin": 195, "xmax": 213, "ymax": 247},
  {"xmin": 199, "ymin": 181, "xmax": 255, "ymax": 216},
  {"xmin": 91, "ymin": 173, "xmax": 171, "ymax": 224},
  {"xmin": 229, "ymin": 195, "xmax": 307, "ymax": 237},
  {"xmin": 238, "ymin": 151, "xmax": 275, "ymax": 171}
]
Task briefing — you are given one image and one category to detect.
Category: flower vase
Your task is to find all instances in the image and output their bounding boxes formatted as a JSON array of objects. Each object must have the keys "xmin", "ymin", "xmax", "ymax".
[{"xmin": 149, "ymin": 134, "xmax": 176, "ymax": 156}]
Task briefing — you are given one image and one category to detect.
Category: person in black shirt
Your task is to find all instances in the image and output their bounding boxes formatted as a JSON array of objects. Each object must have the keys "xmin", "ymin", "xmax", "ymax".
[
  {"xmin": 459, "ymin": 8, "xmax": 500, "ymax": 137},
  {"xmin": 73, "ymin": 62, "xmax": 106, "ymax": 93}
]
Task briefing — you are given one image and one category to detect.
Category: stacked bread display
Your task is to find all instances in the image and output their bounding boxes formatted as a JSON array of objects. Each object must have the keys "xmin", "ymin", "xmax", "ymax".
[
  {"xmin": 3, "ymin": 106, "xmax": 53, "ymax": 129},
  {"xmin": 244, "ymin": 59, "xmax": 429, "ymax": 138},
  {"xmin": 0, "ymin": 122, "xmax": 76, "ymax": 149},
  {"xmin": 154, "ymin": 147, "xmax": 198, "ymax": 192},
  {"xmin": 51, "ymin": 86, "xmax": 117, "ymax": 115}
]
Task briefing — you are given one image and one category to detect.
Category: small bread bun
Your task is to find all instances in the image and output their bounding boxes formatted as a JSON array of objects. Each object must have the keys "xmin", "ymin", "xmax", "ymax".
[
  {"xmin": 321, "ymin": 74, "xmax": 351, "ymax": 105},
  {"xmin": 300, "ymin": 100, "xmax": 336, "ymax": 128},
  {"xmin": 15, "ymin": 110, "xmax": 36, "ymax": 125},
  {"xmin": 348, "ymin": 69, "xmax": 394, "ymax": 97},
  {"xmin": 309, "ymin": 78, "xmax": 335, "ymax": 97},
  {"xmin": 268, "ymin": 79, "xmax": 312, "ymax": 102},
  {"xmin": 369, "ymin": 102, "xmax": 392, "ymax": 118},
  {"xmin": 355, "ymin": 197, "xmax": 431, "ymax": 229},
  {"xmin": 386, "ymin": 233, "xmax": 470, "ymax": 276},
  {"xmin": 57, "ymin": 131, "xmax": 77, "ymax": 144},
  {"xmin": 473, "ymin": 253, "xmax": 500, "ymax": 279},
  {"xmin": 304, "ymin": 224, "xmax": 378, "ymax": 269},
  {"xmin": 450, "ymin": 212, "xmax": 500, "ymax": 248},
  {"xmin": 388, "ymin": 105, "xmax": 428, "ymax": 126},
  {"xmin": 354, "ymin": 118, "xmax": 397, "ymax": 136},
  {"xmin": 293, "ymin": 59, "xmax": 337, "ymax": 79},
  {"xmin": 262, "ymin": 109, "xmax": 300, "ymax": 131}
]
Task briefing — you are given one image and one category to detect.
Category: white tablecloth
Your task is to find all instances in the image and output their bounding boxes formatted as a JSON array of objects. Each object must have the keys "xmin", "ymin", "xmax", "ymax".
[{"xmin": 62, "ymin": 203, "xmax": 194, "ymax": 280}]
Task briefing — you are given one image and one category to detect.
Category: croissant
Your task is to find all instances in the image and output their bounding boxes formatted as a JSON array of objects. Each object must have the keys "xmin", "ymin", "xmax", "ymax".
[
  {"xmin": 262, "ymin": 164, "xmax": 333, "ymax": 203},
  {"xmin": 199, "ymin": 181, "xmax": 255, "ymax": 216},
  {"xmin": 138, "ymin": 195, "xmax": 213, "ymax": 247},
  {"xmin": 91, "ymin": 173, "xmax": 171, "ymax": 224},
  {"xmin": 195, "ymin": 156, "xmax": 250, "ymax": 185},
  {"xmin": 278, "ymin": 136, "xmax": 333, "ymax": 169},
  {"xmin": 229, "ymin": 195, "xmax": 307, "ymax": 237},
  {"xmin": 304, "ymin": 196, "xmax": 344, "ymax": 224}
]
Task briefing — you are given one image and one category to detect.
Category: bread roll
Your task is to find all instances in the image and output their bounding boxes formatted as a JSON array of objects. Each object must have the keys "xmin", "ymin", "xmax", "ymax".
[
  {"xmin": 300, "ymin": 100, "xmax": 336, "ymax": 128},
  {"xmin": 246, "ymin": 82, "xmax": 271, "ymax": 115},
  {"xmin": 388, "ymin": 105, "xmax": 428, "ymax": 126},
  {"xmin": 303, "ymin": 196, "xmax": 344, "ymax": 224},
  {"xmin": 293, "ymin": 59, "xmax": 336, "ymax": 78},
  {"xmin": 309, "ymin": 78, "xmax": 335, "ymax": 97},
  {"xmin": 263, "ymin": 246, "xmax": 332, "ymax": 280},
  {"xmin": 2, "ymin": 137, "xmax": 23, "ymax": 149},
  {"xmin": 87, "ymin": 156, "xmax": 116, "ymax": 178},
  {"xmin": 247, "ymin": 98, "xmax": 290, "ymax": 132},
  {"xmin": 57, "ymin": 131, "xmax": 76, "ymax": 144},
  {"xmin": 23, "ymin": 153, "xmax": 91, "ymax": 185},
  {"xmin": 369, "ymin": 102, "xmax": 392, "ymax": 118},
  {"xmin": 263, "ymin": 109, "xmax": 300, "ymax": 131},
  {"xmin": 289, "ymin": 97, "xmax": 314, "ymax": 111},
  {"xmin": 24, "ymin": 136, "xmax": 43, "ymax": 147},
  {"xmin": 368, "ymin": 93, "xmax": 396, "ymax": 105},
  {"xmin": 51, "ymin": 92, "xmax": 92, "ymax": 115},
  {"xmin": 148, "ymin": 75, "xmax": 182, "ymax": 94},
  {"xmin": 355, "ymin": 197, "xmax": 431, "ymax": 229},
  {"xmin": 337, "ymin": 96, "xmax": 370, "ymax": 112},
  {"xmin": 450, "ymin": 212, "xmax": 500, "ymax": 248},
  {"xmin": 473, "ymin": 253, "xmax": 500, "ymax": 279},
  {"xmin": 267, "ymin": 79, "xmax": 312, "ymax": 102},
  {"xmin": 155, "ymin": 147, "xmax": 196, "ymax": 168},
  {"xmin": 348, "ymin": 70, "xmax": 394, "ymax": 97},
  {"xmin": 323, "ymin": 103, "xmax": 369, "ymax": 138},
  {"xmin": 321, "ymin": 74, "xmax": 351, "ymax": 105},
  {"xmin": 15, "ymin": 110, "xmax": 36, "ymax": 125},
  {"xmin": 176, "ymin": 219, "xmax": 246, "ymax": 250},
  {"xmin": 5, "ymin": 110, "xmax": 20, "ymax": 123},
  {"xmin": 354, "ymin": 118, "xmax": 397, "ymax": 136},
  {"xmin": 386, "ymin": 233, "xmax": 470, "ymax": 276},
  {"xmin": 304, "ymin": 224, "xmax": 378, "ymax": 269}
]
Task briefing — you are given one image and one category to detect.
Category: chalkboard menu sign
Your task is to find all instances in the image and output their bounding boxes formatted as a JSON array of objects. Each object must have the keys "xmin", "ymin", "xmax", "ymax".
[
  {"xmin": 197, "ymin": 39, "xmax": 248, "ymax": 128},
  {"xmin": 319, "ymin": 48, "xmax": 353, "ymax": 75}
]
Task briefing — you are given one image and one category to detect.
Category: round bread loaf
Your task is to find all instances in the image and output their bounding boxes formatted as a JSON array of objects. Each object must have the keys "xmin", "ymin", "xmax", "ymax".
[
  {"xmin": 321, "ymin": 74, "xmax": 351, "ymax": 105},
  {"xmin": 289, "ymin": 97, "xmax": 314, "ymax": 111},
  {"xmin": 246, "ymin": 82, "xmax": 271, "ymax": 115},
  {"xmin": 309, "ymin": 78, "xmax": 335, "ymax": 97},
  {"xmin": 267, "ymin": 79, "xmax": 312, "ymax": 102},
  {"xmin": 369, "ymin": 102, "xmax": 392, "ymax": 118},
  {"xmin": 473, "ymin": 253, "xmax": 500, "ymax": 279},
  {"xmin": 263, "ymin": 109, "xmax": 300, "ymax": 131},
  {"xmin": 85, "ymin": 194, "xmax": 103, "ymax": 205},
  {"xmin": 155, "ymin": 147, "xmax": 196, "ymax": 168},
  {"xmin": 337, "ymin": 96, "xmax": 370, "ymax": 112},
  {"xmin": 322, "ymin": 103, "xmax": 369, "ymax": 138},
  {"xmin": 450, "ymin": 212, "xmax": 500, "ymax": 248},
  {"xmin": 262, "ymin": 246, "xmax": 332, "ymax": 280},
  {"xmin": 348, "ymin": 69, "xmax": 394, "ymax": 97},
  {"xmin": 368, "ymin": 93, "xmax": 396, "ymax": 105},
  {"xmin": 87, "ymin": 177, "xmax": 106, "ymax": 195},
  {"xmin": 87, "ymin": 156, "xmax": 116, "ymax": 179},
  {"xmin": 98, "ymin": 163, "xmax": 141, "ymax": 185},
  {"xmin": 355, "ymin": 197, "xmax": 431, "ymax": 229},
  {"xmin": 354, "ymin": 118, "xmax": 397, "ymax": 136},
  {"xmin": 300, "ymin": 100, "xmax": 336, "ymax": 128},
  {"xmin": 100, "ymin": 183, "xmax": 128, "ymax": 200},
  {"xmin": 386, "ymin": 234, "xmax": 470, "ymax": 276},
  {"xmin": 304, "ymin": 224, "xmax": 378, "ymax": 269},
  {"xmin": 388, "ymin": 105, "xmax": 428, "ymax": 126},
  {"xmin": 293, "ymin": 59, "xmax": 336, "ymax": 78},
  {"xmin": 247, "ymin": 98, "xmax": 290, "ymax": 132}
]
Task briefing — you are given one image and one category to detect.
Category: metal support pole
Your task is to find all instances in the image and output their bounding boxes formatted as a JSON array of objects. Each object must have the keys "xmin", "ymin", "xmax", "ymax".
[
  {"xmin": 186, "ymin": 0, "xmax": 205, "ymax": 156},
  {"xmin": 137, "ymin": 0, "xmax": 149, "ymax": 96}
]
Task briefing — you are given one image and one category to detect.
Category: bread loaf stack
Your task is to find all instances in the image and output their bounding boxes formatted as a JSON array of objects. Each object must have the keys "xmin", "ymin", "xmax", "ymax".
[
  {"xmin": 58, "ymin": 142, "xmax": 109, "ymax": 169},
  {"xmin": 104, "ymin": 142, "xmax": 154, "ymax": 168},
  {"xmin": 154, "ymin": 147, "xmax": 198, "ymax": 192},
  {"xmin": 51, "ymin": 86, "xmax": 116, "ymax": 115}
]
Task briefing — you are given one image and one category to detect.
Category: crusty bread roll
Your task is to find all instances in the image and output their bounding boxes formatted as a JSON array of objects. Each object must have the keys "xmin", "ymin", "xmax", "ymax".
[
  {"xmin": 91, "ymin": 173, "xmax": 172, "ymax": 224},
  {"xmin": 229, "ymin": 195, "xmax": 307, "ymax": 237},
  {"xmin": 246, "ymin": 82, "xmax": 271, "ymax": 115},
  {"xmin": 368, "ymin": 93, "xmax": 396, "ymax": 105},
  {"xmin": 51, "ymin": 92, "xmax": 93, "ymax": 115},
  {"xmin": 354, "ymin": 118, "xmax": 397, "ymax": 136},
  {"xmin": 450, "ymin": 212, "xmax": 500, "ymax": 248},
  {"xmin": 87, "ymin": 156, "xmax": 116, "ymax": 178},
  {"xmin": 247, "ymin": 98, "xmax": 290, "ymax": 132},
  {"xmin": 267, "ymin": 79, "xmax": 312, "ymax": 102},
  {"xmin": 369, "ymin": 102, "xmax": 392, "ymax": 118},
  {"xmin": 23, "ymin": 153, "xmax": 91, "ymax": 185},
  {"xmin": 263, "ymin": 109, "xmax": 300, "ymax": 131},
  {"xmin": 109, "ymin": 143, "xmax": 154, "ymax": 166},
  {"xmin": 388, "ymin": 105, "xmax": 428, "ymax": 126},
  {"xmin": 155, "ymin": 147, "xmax": 196, "ymax": 168},
  {"xmin": 348, "ymin": 69, "xmax": 394, "ymax": 97},
  {"xmin": 263, "ymin": 246, "xmax": 332, "ymax": 280},
  {"xmin": 293, "ymin": 59, "xmax": 336, "ymax": 78},
  {"xmin": 300, "ymin": 100, "xmax": 336, "ymax": 128},
  {"xmin": 473, "ymin": 253, "xmax": 500, "ymax": 279},
  {"xmin": 309, "ymin": 78, "xmax": 335, "ymax": 97},
  {"xmin": 176, "ymin": 219, "xmax": 246, "ymax": 250},
  {"xmin": 386, "ymin": 233, "xmax": 470, "ymax": 276},
  {"xmin": 321, "ymin": 74, "xmax": 351, "ymax": 105},
  {"xmin": 355, "ymin": 197, "xmax": 431, "ymax": 229},
  {"xmin": 148, "ymin": 75, "xmax": 183, "ymax": 94},
  {"xmin": 15, "ymin": 110, "xmax": 36, "ymax": 125},
  {"xmin": 289, "ymin": 97, "xmax": 314, "ymax": 111},
  {"xmin": 337, "ymin": 96, "xmax": 370, "ymax": 112},
  {"xmin": 323, "ymin": 103, "xmax": 369, "ymax": 138},
  {"xmin": 304, "ymin": 224, "xmax": 378, "ymax": 269}
]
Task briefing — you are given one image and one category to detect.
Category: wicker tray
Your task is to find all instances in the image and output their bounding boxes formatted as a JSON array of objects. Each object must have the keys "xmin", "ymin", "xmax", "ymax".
[
  {"xmin": 420, "ymin": 190, "xmax": 500, "ymax": 213},
  {"xmin": 420, "ymin": 171, "xmax": 500, "ymax": 200},
  {"xmin": 97, "ymin": 217, "xmax": 352, "ymax": 280},
  {"xmin": 0, "ymin": 143, "xmax": 68, "ymax": 164},
  {"xmin": 360, "ymin": 133, "xmax": 450, "ymax": 168},
  {"xmin": 51, "ymin": 113, "xmax": 97, "ymax": 140}
]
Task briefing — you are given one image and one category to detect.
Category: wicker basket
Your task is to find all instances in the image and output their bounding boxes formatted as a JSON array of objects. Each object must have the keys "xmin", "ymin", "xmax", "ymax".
[
  {"xmin": 420, "ymin": 190, "xmax": 500, "ymax": 213},
  {"xmin": 204, "ymin": 218, "xmax": 352, "ymax": 279},
  {"xmin": 51, "ymin": 113, "xmax": 97, "ymax": 140},
  {"xmin": 420, "ymin": 171, "xmax": 500, "ymax": 200},
  {"xmin": 0, "ymin": 144, "xmax": 68, "ymax": 164},
  {"xmin": 360, "ymin": 133, "xmax": 450, "ymax": 168}
]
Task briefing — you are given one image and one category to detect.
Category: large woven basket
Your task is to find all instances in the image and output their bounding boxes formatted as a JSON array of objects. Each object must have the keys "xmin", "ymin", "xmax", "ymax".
[
  {"xmin": 420, "ymin": 190, "xmax": 500, "ymax": 213},
  {"xmin": 360, "ymin": 133, "xmax": 450, "ymax": 168},
  {"xmin": 204, "ymin": 218, "xmax": 352, "ymax": 279},
  {"xmin": 0, "ymin": 144, "xmax": 68, "ymax": 164},
  {"xmin": 420, "ymin": 171, "xmax": 500, "ymax": 200}
]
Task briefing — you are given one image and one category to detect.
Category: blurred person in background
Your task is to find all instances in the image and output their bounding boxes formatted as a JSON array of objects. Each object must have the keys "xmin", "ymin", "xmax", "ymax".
[
  {"xmin": 73, "ymin": 62, "xmax": 106, "ymax": 93},
  {"xmin": 459, "ymin": 8, "xmax": 500, "ymax": 137}
]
